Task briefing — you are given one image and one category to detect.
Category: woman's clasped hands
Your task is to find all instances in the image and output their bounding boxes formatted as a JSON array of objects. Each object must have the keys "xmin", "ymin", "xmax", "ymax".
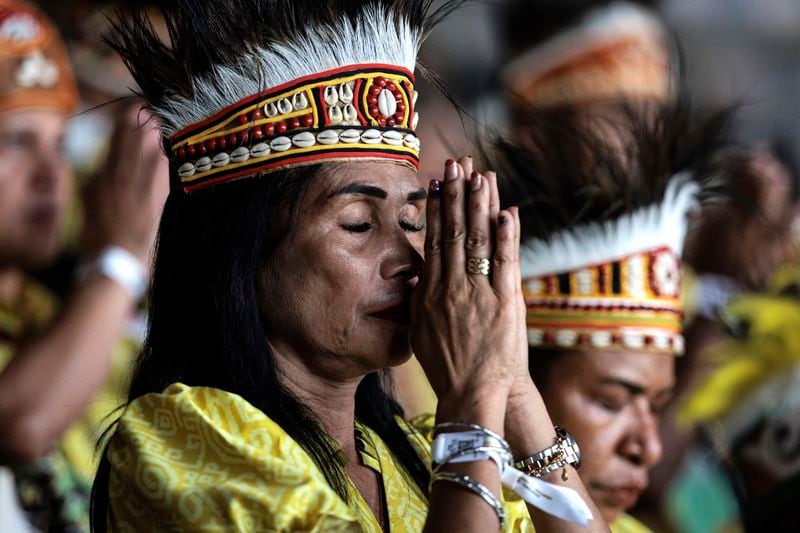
[{"xmin": 411, "ymin": 156, "xmax": 529, "ymax": 429}]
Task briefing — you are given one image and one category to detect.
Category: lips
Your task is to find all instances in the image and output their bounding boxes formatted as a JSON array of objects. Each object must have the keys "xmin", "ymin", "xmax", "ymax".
[
  {"xmin": 369, "ymin": 298, "xmax": 411, "ymax": 325},
  {"xmin": 590, "ymin": 481, "xmax": 646, "ymax": 511},
  {"xmin": 26, "ymin": 204, "xmax": 59, "ymax": 229}
]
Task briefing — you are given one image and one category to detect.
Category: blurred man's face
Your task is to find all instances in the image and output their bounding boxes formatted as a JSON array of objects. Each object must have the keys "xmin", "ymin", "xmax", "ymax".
[{"xmin": 0, "ymin": 109, "xmax": 70, "ymax": 269}]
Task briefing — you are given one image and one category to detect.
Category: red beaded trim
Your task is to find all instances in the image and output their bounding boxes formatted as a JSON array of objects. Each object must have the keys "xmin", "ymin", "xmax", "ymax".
[
  {"xmin": 522, "ymin": 246, "xmax": 685, "ymax": 354},
  {"xmin": 168, "ymin": 64, "xmax": 419, "ymax": 192},
  {"xmin": 173, "ymin": 111, "xmax": 317, "ymax": 164},
  {"xmin": 526, "ymin": 299, "xmax": 684, "ymax": 316}
]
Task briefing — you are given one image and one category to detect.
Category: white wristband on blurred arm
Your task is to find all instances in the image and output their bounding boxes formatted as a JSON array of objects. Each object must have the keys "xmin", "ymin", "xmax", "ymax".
[{"xmin": 77, "ymin": 246, "xmax": 147, "ymax": 301}]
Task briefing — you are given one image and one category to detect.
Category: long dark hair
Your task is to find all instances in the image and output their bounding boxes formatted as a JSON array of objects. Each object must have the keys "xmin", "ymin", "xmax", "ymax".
[
  {"xmin": 90, "ymin": 166, "xmax": 430, "ymax": 529},
  {"xmin": 90, "ymin": 0, "xmax": 472, "ymax": 527}
]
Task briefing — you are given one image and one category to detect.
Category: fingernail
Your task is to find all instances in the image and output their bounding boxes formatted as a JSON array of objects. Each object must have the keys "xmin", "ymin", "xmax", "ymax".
[
  {"xmin": 445, "ymin": 160, "xmax": 458, "ymax": 181},
  {"xmin": 429, "ymin": 179, "xmax": 441, "ymax": 193},
  {"xmin": 472, "ymin": 172, "xmax": 482, "ymax": 191}
]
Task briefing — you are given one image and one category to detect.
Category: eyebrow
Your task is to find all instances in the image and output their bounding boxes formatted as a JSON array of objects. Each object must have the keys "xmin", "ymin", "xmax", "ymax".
[
  {"xmin": 407, "ymin": 188, "xmax": 427, "ymax": 202},
  {"xmin": 329, "ymin": 184, "xmax": 387, "ymax": 199},
  {"xmin": 599, "ymin": 378, "xmax": 674, "ymax": 398},
  {"xmin": 328, "ymin": 184, "xmax": 427, "ymax": 202}
]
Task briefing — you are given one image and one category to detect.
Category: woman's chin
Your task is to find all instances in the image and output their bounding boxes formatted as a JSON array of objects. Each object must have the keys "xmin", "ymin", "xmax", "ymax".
[
  {"xmin": 598, "ymin": 505, "xmax": 624, "ymax": 526},
  {"xmin": 380, "ymin": 335, "xmax": 414, "ymax": 369}
]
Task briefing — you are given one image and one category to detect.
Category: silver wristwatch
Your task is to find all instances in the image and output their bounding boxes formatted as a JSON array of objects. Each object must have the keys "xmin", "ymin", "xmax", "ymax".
[{"xmin": 514, "ymin": 426, "xmax": 581, "ymax": 480}]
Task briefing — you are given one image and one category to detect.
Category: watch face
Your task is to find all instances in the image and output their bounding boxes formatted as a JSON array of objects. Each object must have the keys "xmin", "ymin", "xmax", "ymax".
[{"xmin": 556, "ymin": 426, "xmax": 582, "ymax": 470}]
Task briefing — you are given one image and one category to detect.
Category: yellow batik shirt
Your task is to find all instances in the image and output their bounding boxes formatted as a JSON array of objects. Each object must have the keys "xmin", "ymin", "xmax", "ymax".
[
  {"xmin": 611, "ymin": 513, "xmax": 652, "ymax": 533},
  {"xmin": 1, "ymin": 275, "xmax": 141, "ymax": 531},
  {"xmin": 106, "ymin": 383, "xmax": 535, "ymax": 532}
]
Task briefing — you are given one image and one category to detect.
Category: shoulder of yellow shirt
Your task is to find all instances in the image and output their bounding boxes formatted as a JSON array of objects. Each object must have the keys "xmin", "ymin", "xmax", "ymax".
[
  {"xmin": 610, "ymin": 513, "xmax": 653, "ymax": 533},
  {"xmin": 107, "ymin": 383, "xmax": 537, "ymax": 532},
  {"xmin": 0, "ymin": 275, "xmax": 57, "ymax": 352}
]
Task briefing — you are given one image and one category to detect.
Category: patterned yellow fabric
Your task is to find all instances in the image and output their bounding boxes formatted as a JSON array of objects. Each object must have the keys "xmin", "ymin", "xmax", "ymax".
[
  {"xmin": 1, "ymin": 276, "xmax": 90, "ymax": 530},
  {"xmin": 1, "ymin": 275, "xmax": 139, "ymax": 532},
  {"xmin": 0, "ymin": 275, "xmax": 138, "ymax": 483},
  {"xmin": 0, "ymin": 276, "xmax": 56, "ymax": 363},
  {"xmin": 610, "ymin": 513, "xmax": 652, "ymax": 533},
  {"xmin": 107, "ymin": 383, "xmax": 534, "ymax": 532}
]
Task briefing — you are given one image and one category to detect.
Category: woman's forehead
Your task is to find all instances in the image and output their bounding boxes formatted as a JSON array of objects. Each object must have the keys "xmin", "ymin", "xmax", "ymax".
[
  {"xmin": 315, "ymin": 161, "xmax": 424, "ymax": 201},
  {"xmin": 564, "ymin": 349, "xmax": 675, "ymax": 391}
]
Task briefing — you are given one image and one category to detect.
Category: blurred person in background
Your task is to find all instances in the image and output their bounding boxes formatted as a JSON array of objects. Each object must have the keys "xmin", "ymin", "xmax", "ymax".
[
  {"xmin": 62, "ymin": 0, "xmax": 167, "ymax": 179},
  {"xmin": 500, "ymin": 0, "xmax": 673, "ymax": 129},
  {"xmin": 641, "ymin": 141, "xmax": 800, "ymax": 527},
  {"xmin": 0, "ymin": 0, "xmax": 167, "ymax": 530},
  {"xmin": 682, "ymin": 142, "xmax": 800, "ymax": 360},
  {"xmin": 671, "ymin": 266, "xmax": 800, "ymax": 532},
  {"xmin": 485, "ymin": 97, "xmax": 739, "ymax": 532},
  {"xmin": 496, "ymin": 3, "xmax": 798, "ymax": 528}
]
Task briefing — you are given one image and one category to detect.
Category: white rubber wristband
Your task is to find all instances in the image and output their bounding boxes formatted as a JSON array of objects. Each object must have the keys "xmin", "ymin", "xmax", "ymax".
[
  {"xmin": 432, "ymin": 431, "xmax": 509, "ymax": 465},
  {"xmin": 78, "ymin": 246, "xmax": 147, "ymax": 300},
  {"xmin": 431, "ymin": 429, "xmax": 594, "ymax": 526}
]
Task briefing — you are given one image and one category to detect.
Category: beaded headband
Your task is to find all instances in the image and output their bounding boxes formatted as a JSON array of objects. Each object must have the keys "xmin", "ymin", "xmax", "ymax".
[
  {"xmin": 524, "ymin": 246, "xmax": 684, "ymax": 354},
  {"xmin": 522, "ymin": 177, "xmax": 698, "ymax": 355},
  {"xmin": 170, "ymin": 64, "xmax": 420, "ymax": 192},
  {"xmin": 502, "ymin": 1, "xmax": 671, "ymax": 109},
  {"xmin": 0, "ymin": 0, "xmax": 77, "ymax": 114}
]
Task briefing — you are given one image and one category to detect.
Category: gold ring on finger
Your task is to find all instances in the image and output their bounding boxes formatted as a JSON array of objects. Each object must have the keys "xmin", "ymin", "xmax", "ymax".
[{"xmin": 467, "ymin": 257, "xmax": 491, "ymax": 276}]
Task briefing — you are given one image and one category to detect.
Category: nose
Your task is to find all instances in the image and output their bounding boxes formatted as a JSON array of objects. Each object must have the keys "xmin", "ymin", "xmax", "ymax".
[
  {"xmin": 619, "ymin": 404, "xmax": 663, "ymax": 468},
  {"xmin": 30, "ymin": 148, "xmax": 66, "ymax": 195},
  {"xmin": 380, "ymin": 227, "xmax": 423, "ymax": 282}
]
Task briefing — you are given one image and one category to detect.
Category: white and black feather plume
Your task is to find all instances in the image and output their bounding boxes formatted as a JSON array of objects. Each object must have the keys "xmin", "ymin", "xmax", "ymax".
[
  {"xmin": 483, "ymin": 97, "xmax": 742, "ymax": 277},
  {"xmin": 107, "ymin": 0, "xmax": 463, "ymax": 136}
]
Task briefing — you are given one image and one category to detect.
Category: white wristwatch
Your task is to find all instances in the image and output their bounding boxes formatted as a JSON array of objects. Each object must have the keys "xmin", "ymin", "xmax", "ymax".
[{"xmin": 76, "ymin": 246, "xmax": 147, "ymax": 300}]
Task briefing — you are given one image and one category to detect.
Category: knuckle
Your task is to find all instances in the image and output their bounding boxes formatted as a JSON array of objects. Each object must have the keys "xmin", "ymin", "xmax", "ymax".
[
  {"xmin": 465, "ymin": 232, "xmax": 489, "ymax": 251},
  {"xmin": 444, "ymin": 284, "xmax": 464, "ymax": 302},
  {"xmin": 444, "ymin": 187, "xmax": 461, "ymax": 203},
  {"xmin": 425, "ymin": 234, "xmax": 442, "ymax": 252},
  {"xmin": 493, "ymin": 253, "xmax": 512, "ymax": 268},
  {"xmin": 443, "ymin": 225, "xmax": 466, "ymax": 242},
  {"xmin": 496, "ymin": 228, "xmax": 512, "ymax": 243},
  {"xmin": 443, "ymin": 295, "xmax": 461, "ymax": 313}
]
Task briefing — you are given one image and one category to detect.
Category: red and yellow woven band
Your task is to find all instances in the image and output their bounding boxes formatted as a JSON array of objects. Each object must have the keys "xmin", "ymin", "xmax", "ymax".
[
  {"xmin": 168, "ymin": 64, "xmax": 419, "ymax": 192},
  {"xmin": 524, "ymin": 246, "xmax": 684, "ymax": 354}
]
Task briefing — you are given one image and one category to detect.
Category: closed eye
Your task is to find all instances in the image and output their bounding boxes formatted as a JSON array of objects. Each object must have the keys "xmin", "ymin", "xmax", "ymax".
[
  {"xmin": 400, "ymin": 220, "xmax": 424, "ymax": 233},
  {"xmin": 341, "ymin": 222, "xmax": 373, "ymax": 233}
]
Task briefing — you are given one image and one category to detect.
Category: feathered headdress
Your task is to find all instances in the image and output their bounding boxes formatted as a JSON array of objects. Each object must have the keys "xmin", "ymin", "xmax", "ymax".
[
  {"xmin": 501, "ymin": 0, "xmax": 673, "ymax": 110},
  {"xmin": 107, "ymin": 0, "xmax": 461, "ymax": 192},
  {"xmin": 680, "ymin": 267, "xmax": 800, "ymax": 449},
  {"xmin": 485, "ymin": 99, "xmax": 737, "ymax": 354}
]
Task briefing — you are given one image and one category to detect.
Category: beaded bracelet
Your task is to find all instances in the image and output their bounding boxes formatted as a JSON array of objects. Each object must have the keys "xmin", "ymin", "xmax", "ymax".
[{"xmin": 430, "ymin": 471, "xmax": 506, "ymax": 528}]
